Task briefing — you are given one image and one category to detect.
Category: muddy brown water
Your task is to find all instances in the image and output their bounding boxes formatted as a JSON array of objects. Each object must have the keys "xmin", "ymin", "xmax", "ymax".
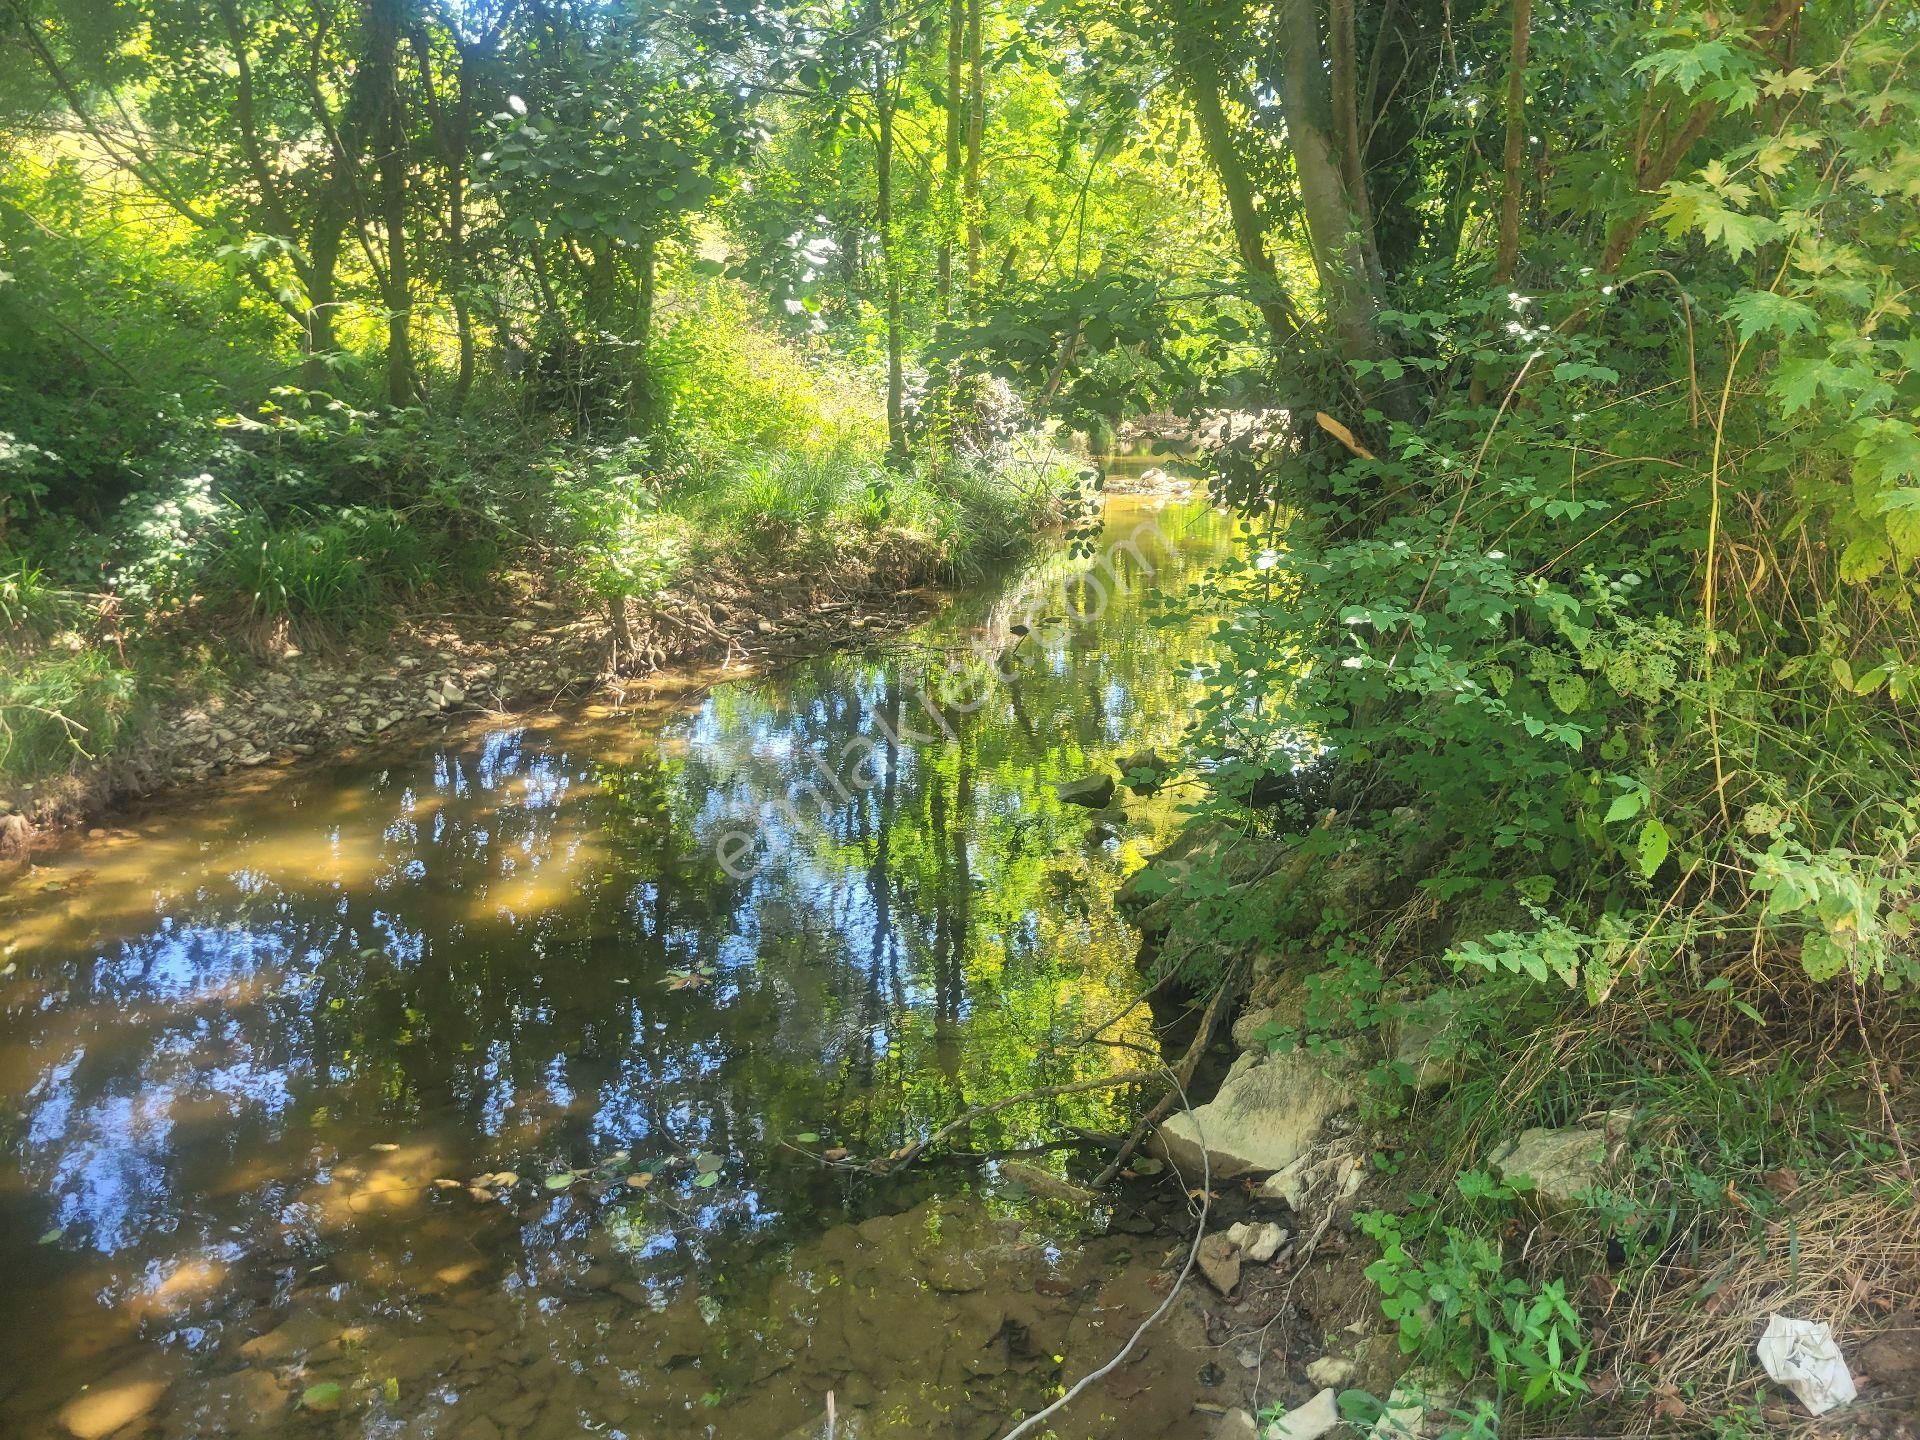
[{"xmin": 0, "ymin": 491, "xmax": 1237, "ymax": 1440}]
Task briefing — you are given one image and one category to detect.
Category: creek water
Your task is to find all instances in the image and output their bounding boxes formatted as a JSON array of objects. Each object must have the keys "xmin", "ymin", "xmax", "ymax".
[{"xmin": 0, "ymin": 490, "xmax": 1234, "ymax": 1440}]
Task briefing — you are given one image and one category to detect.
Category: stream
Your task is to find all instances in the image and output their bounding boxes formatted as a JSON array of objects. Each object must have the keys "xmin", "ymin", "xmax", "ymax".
[{"xmin": 0, "ymin": 488, "xmax": 1235, "ymax": 1440}]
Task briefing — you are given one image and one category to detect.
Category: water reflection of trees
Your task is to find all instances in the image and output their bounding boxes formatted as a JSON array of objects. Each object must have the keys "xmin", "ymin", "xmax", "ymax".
[{"xmin": 6, "ymin": 499, "xmax": 1230, "ymax": 1268}]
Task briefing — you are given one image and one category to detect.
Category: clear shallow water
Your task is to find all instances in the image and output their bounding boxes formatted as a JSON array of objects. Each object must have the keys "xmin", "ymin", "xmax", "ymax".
[{"xmin": 0, "ymin": 493, "xmax": 1231, "ymax": 1440}]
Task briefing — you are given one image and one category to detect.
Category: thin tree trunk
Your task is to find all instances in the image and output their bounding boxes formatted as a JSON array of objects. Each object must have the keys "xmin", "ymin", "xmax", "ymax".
[
  {"xmin": 1183, "ymin": 67, "xmax": 1297, "ymax": 352},
  {"xmin": 1328, "ymin": 0, "xmax": 1376, "ymax": 259},
  {"xmin": 367, "ymin": 0, "xmax": 414, "ymax": 407},
  {"xmin": 938, "ymin": 0, "xmax": 964, "ymax": 317},
  {"xmin": 962, "ymin": 0, "xmax": 984, "ymax": 313},
  {"xmin": 876, "ymin": 88, "xmax": 908, "ymax": 463},
  {"xmin": 1495, "ymin": 0, "xmax": 1532, "ymax": 286},
  {"xmin": 634, "ymin": 231, "xmax": 658, "ymax": 428},
  {"xmin": 408, "ymin": 20, "xmax": 477, "ymax": 411},
  {"xmin": 303, "ymin": 205, "xmax": 347, "ymax": 387}
]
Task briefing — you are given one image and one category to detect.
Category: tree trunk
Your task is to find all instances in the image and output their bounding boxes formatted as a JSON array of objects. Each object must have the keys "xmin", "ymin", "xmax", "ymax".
[
  {"xmin": 366, "ymin": 0, "xmax": 415, "ymax": 407},
  {"xmin": 876, "ymin": 87, "xmax": 908, "ymax": 464},
  {"xmin": 962, "ymin": 0, "xmax": 984, "ymax": 313},
  {"xmin": 1275, "ymin": 0, "xmax": 1406, "ymax": 415},
  {"xmin": 634, "ymin": 231, "xmax": 659, "ymax": 429},
  {"xmin": 303, "ymin": 204, "xmax": 347, "ymax": 388},
  {"xmin": 1183, "ymin": 65, "xmax": 1297, "ymax": 353},
  {"xmin": 1495, "ymin": 0, "xmax": 1532, "ymax": 286},
  {"xmin": 937, "ymin": 0, "xmax": 964, "ymax": 317}
]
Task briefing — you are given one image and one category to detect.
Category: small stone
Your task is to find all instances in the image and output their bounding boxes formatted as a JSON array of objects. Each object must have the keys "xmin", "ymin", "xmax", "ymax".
[
  {"xmin": 1197, "ymin": 1232, "xmax": 1242, "ymax": 1295},
  {"xmin": 1306, "ymin": 1354, "xmax": 1356, "ymax": 1389},
  {"xmin": 1211, "ymin": 1408, "xmax": 1260, "ymax": 1440},
  {"xmin": 1226, "ymin": 1220, "xmax": 1288, "ymax": 1263},
  {"xmin": 755, "ymin": 618, "xmax": 776, "ymax": 635},
  {"xmin": 1265, "ymin": 1388, "xmax": 1340, "ymax": 1440}
]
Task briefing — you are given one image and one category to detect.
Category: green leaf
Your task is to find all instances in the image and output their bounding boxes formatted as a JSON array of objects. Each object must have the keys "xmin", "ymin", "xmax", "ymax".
[
  {"xmin": 302, "ymin": 1382, "xmax": 344, "ymax": 1413},
  {"xmin": 795, "ymin": 1132, "xmax": 821, "ymax": 1144},
  {"xmin": 1723, "ymin": 289, "xmax": 1819, "ymax": 344},
  {"xmin": 694, "ymin": 1152, "xmax": 724, "ymax": 1174},
  {"xmin": 694, "ymin": 1170, "xmax": 721, "ymax": 1189},
  {"xmin": 543, "ymin": 1173, "xmax": 576, "ymax": 1190},
  {"xmin": 1800, "ymin": 931, "xmax": 1849, "ymax": 982},
  {"xmin": 1547, "ymin": 674, "xmax": 1588, "ymax": 714},
  {"xmin": 1839, "ymin": 534, "xmax": 1893, "ymax": 583},
  {"xmin": 1636, "ymin": 819, "xmax": 1671, "ymax": 878},
  {"xmin": 1886, "ymin": 509, "xmax": 1920, "ymax": 565},
  {"xmin": 1603, "ymin": 790, "xmax": 1644, "ymax": 825}
]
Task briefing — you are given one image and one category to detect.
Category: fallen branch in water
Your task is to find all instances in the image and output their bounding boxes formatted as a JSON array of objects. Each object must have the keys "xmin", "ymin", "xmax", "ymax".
[
  {"xmin": 1090, "ymin": 973, "xmax": 1237, "ymax": 1188},
  {"xmin": 997, "ymin": 1064, "xmax": 1210, "ymax": 1440},
  {"xmin": 868, "ymin": 1068, "xmax": 1161, "ymax": 1173}
]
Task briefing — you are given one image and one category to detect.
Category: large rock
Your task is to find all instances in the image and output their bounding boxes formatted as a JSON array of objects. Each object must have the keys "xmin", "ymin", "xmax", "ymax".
[
  {"xmin": 1055, "ymin": 771, "xmax": 1116, "ymax": 808},
  {"xmin": 0, "ymin": 810, "xmax": 30, "ymax": 873},
  {"xmin": 1389, "ymin": 988, "xmax": 1474, "ymax": 1094},
  {"xmin": 1117, "ymin": 748, "xmax": 1171, "ymax": 795},
  {"xmin": 1152, "ymin": 1052, "xmax": 1358, "ymax": 1180},
  {"xmin": 1488, "ymin": 1125, "xmax": 1607, "ymax": 1208}
]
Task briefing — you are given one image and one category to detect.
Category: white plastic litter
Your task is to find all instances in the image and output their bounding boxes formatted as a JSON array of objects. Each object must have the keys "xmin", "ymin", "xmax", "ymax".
[{"xmin": 1757, "ymin": 1314, "xmax": 1857, "ymax": 1415}]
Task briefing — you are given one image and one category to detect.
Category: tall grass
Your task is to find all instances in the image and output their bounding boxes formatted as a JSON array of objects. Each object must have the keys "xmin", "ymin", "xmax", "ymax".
[{"xmin": 0, "ymin": 650, "xmax": 141, "ymax": 786}]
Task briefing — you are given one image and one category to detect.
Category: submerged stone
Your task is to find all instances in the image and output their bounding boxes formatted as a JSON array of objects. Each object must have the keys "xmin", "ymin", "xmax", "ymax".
[
  {"xmin": 55, "ymin": 1355, "xmax": 176, "ymax": 1440},
  {"xmin": 1055, "ymin": 771, "xmax": 1116, "ymax": 808}
]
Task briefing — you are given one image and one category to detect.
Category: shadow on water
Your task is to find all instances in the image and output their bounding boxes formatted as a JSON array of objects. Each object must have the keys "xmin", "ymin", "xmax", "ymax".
[{"xmin": 0, "ymin": 495, "xmax": 1234, "ymax": 1440}]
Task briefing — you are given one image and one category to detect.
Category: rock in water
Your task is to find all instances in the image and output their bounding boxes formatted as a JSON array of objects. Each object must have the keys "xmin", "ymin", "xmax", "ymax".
[
  {"xmin": 1055, "ymin": 772, "xmax": 1116, "ymax": 808},
  {"xmin": 1266, "ymin": 1388, "xmax": 1340, "ymax": 1440},
  {"xmin": 1488, "ymin": 1125, "xmax": 1608, "ymax": 1208},
  {"xmin": 998, "ymin": 1159, "xmax": 1097, "ymax": 1205},
  {"xmin": 1117, "ymin": 748, "xmax": 1170, "ymax": 794},
  {"xmin": 1152, "ymin": 1052, "xmax": 1358, "ymax": 1179},
  {"xmin": 56, "ymin": 1356, "xmax": 176, "ymax": 1440},
  {"xmin": 1197, "ymin": 1232, "xmax": 1242, "ymax": 1295},
  {"xmin": 0, "ymin": 810, "xmax": 30, "ymax": 872}
]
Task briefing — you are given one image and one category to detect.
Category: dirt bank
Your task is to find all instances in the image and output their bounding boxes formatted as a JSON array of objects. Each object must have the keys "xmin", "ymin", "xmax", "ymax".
[{"xmin": 0, "ymin": 540, "xmax": 951, "ymax": 868}]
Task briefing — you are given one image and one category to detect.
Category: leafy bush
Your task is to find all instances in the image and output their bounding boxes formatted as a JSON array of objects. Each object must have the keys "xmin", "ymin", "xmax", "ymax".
[{"xmin": 1360, "ymin": 1172, "xmax": 1591, "ymax": 1406}]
